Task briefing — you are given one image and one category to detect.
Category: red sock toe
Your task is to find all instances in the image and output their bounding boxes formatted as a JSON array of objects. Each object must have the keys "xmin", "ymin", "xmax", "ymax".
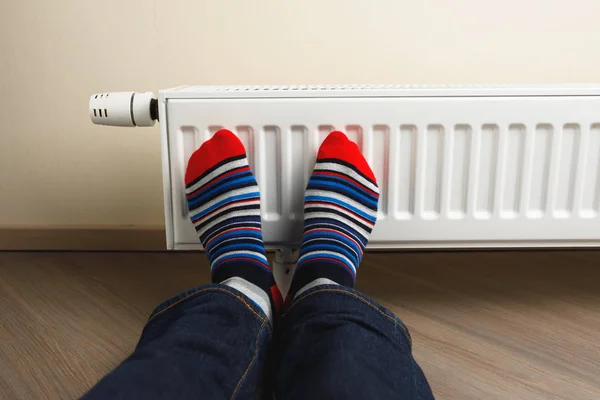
[
  {"xmin": 185, "ymin": 129, "xmax": 246, "ymax": 186},
  {"xmin": 317, "ymin": 130, "xmax": 376, "ymax": 183}
]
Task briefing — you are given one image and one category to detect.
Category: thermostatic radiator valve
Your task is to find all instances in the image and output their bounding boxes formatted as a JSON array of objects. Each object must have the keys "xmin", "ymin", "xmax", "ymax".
[{"xmin": 89, "ymin": 91, "xmax": 158, "ymax": 127}]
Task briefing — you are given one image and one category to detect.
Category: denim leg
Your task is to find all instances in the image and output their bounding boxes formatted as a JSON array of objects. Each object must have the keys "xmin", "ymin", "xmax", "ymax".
[
  {"xmin": 273, "ymin": 285, "xmax": 434, "ymax": 400},
  {"xmin": 82, "ymin": 284, "xmax": 272, "ymax": 400}
]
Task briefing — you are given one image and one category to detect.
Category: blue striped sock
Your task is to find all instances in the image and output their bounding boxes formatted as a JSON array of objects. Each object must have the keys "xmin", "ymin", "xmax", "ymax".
[
  {"xmin": 289, "ymin": 131, "xmax": 380, "ymax": 298},
  {"xmin": 185, "ymin": 129, "xmax": 282, "ymax": 319}
]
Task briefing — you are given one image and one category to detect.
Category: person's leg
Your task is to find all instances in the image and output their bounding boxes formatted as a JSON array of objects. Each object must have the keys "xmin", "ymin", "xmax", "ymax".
[
  {"xmin": 275, "ymin": 285, "xmax": 433, "ymax": 399},
  {"xmin": 274, "ymin": 131, "xmax": 434, "ymax": 399},
  {"xmin": 83, "ymin": 130, "xmax": 281, "ymax": 400},
  {"xmin": 83, "ymin": 285, "xmax": 272, "ymax": 400}
]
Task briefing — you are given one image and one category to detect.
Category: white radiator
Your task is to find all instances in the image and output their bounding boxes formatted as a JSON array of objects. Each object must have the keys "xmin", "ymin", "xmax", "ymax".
[{"xmin": 90, "ymin": 84, "xmax": 600, "ymax": 251}]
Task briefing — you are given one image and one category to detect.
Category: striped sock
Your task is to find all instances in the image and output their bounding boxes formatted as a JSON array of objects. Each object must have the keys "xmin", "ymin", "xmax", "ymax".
[
  {"xmin": 185, "ymin": 129, "xmax": 282, "ymax": 321},
  {"xmin": 289, "ymin": 131, "xmax": 379, "ymax": 299}
]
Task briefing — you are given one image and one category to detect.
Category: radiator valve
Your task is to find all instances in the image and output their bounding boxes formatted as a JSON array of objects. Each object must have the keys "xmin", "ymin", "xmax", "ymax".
[{"xmin": 89, "ymin": 91, "xmax": 158, "ymax": 127}]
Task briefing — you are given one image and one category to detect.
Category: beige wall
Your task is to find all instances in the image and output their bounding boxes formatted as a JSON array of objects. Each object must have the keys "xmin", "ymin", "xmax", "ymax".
[{"xmin": 1, "ymin": 0, "xmax": 600, "ymax": 229}]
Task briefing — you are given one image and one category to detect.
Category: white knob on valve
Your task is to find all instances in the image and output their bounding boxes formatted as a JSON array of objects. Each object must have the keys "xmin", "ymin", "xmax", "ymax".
[{"xmin": 89, "ymin": 91, "xmax": 157, "ymax": 127}]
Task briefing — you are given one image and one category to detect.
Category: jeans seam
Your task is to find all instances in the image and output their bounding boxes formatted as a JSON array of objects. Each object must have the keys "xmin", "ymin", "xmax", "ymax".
[
  {"xmin": 285, "ymin": 287, "xmax": 412, "ymax": 347},
  {"xmin": 148, "ymin": 287, "xmax": 269, "ymax": 327},
  {"xmin": 230, "ymin": 320, "xmax": 267, "ymax": 400}
]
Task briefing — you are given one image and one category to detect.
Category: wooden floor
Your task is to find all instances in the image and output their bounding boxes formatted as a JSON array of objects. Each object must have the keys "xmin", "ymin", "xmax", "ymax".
[{"xmin": 0, "ymin": 251, "xmax": 599, "ymax": 399}]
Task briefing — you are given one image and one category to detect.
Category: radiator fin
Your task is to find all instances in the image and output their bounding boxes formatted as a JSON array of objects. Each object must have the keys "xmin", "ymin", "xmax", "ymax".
[
  {"xmin": 180, "ymin": 126, "xmax": 198, "ymax": 168},
  {"xmin": 528, "ymin": 124, "xmax": 553, "ymax": 218},
  {"xmin": 261, "ymin": 126, "xmax": 282, "ymax": 220},
  {"xmin": 449, "ymin": 125, "xmax": 471, "ymax": 219},
  {"xmin": 235, "ymin": 126, "xmax": 255, "ymax": 171},
  {"xmin": 396, "ymin": 125, "xmax": 417, "ymax": 220},
  {"xmin": 502, "ymin": 124, "xmax": 526, "ymax": 218},
  {"xmin": 581, "ymin": 124, "xmax": 600, "ymax": 218},
  {"xmin": 423, "ymin": 125, "xmax": 444, "ymax": 219},
  {"xmin": 371, "ymin": 125, "xmax": 390, "ymax": 218},
  {"xmin": 179, "ymin": 126, "xmax": 199, "ymax": 217},
  {"xmin": 289, "ymin": 126, "xmax": 308, "ymax": 220},
  {"xmin": 475, "ymin": 124, "xmax": 499, "ymax": 219},
  {"xmin": 555, "ymin": 124, "xmax": 580, "ymax": 218}
]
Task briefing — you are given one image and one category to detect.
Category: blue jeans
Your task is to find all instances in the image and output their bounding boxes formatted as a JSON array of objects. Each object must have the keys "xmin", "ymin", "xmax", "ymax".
[{"xmin": 82, "ymin": 284, "xmax": 434, "ymax": 399}]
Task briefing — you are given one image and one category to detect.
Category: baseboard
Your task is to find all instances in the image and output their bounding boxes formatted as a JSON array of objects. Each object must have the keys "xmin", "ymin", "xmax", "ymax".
[{"xmin": 0, "ymin": 226, "xmax": 167, "ymax": 251}]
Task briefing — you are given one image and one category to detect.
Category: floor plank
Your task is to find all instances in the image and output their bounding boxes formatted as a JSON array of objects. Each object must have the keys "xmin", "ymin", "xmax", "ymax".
[{"xmin": 0, "ymin": 251, "xmax": 599, "ymax": 399}]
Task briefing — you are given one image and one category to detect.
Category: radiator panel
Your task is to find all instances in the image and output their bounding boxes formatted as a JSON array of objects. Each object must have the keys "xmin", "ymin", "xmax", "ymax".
[{"xmin": 163, "ymin": 93, "xmax": 600, "ymax": 250}]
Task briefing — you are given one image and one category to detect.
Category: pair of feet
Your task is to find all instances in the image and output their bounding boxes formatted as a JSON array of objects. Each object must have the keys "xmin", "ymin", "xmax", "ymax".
[{"xmin": 185, "ymin": 129, "xmax": 379, "ymax": 321}]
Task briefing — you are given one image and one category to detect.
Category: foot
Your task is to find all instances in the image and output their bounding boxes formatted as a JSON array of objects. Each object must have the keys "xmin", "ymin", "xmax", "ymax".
[
  {"xmin": 185, "ymin": 129, "xmax": 281, "ymax": 320},
  {"xmin": 289, "ymin": 131, "xmax": 379, "ymax": 298}
]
